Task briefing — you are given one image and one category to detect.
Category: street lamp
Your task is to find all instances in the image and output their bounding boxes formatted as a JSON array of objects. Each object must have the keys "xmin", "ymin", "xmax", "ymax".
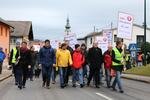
[{"xmin": 144, "ymin": 0, "xmax": 147, "ymax": 65}]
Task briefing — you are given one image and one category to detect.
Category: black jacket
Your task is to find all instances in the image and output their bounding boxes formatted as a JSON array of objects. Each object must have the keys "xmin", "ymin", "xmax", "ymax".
[
  {"xmin": 18, "ymin": 48, "xmax": 31, "ymax": 68},
  {"xmin": 88, "ymin": 47, "xmax": 103, "ymax": 67}
]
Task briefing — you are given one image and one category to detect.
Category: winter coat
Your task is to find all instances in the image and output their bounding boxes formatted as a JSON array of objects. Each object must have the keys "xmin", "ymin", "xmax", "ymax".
[
  {"xmin": 72, "ymin": 50, "xmax": 85, "ymax": 69},
  {"xmin": 103, "ymin": 50, "xmax": 112, "ymax": 69},
  {"xmin": 87, "ymin": 47, "xmax": 103, "ymax": 68},
  {"xmin": 39, "ymin": 46, "xmax": 55, "ymax": 67}
]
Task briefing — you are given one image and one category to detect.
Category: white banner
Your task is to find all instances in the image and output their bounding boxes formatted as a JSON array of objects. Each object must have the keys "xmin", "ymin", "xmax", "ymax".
[
  {"xmin": 117, "ymin": 12, "xmax": 134, "ymax": 40},
  {"xmin": 103, "ymin": 30, "xmax": 113, "ymax": 45},
  {"xmin": 64, "ymin": 33, "xmax": 78, "ymax": 49},
  {"xmin": 50, "ymin": 40, "xmax": 60, "ymax": 49},
  {"xmin": 95, "ymin": 36, "xmax": 108, "ymax": 54}
]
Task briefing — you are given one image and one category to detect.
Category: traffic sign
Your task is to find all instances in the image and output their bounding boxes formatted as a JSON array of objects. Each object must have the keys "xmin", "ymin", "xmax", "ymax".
[{"xmin": 129, "ymin": 43, "xmax": 137, "ymax": 51}]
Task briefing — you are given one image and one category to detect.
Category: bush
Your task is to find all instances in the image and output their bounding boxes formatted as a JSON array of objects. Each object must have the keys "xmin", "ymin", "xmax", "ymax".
[{"xmin": 141, "ymin": 42, "xmax": 150, "ymax": 53}]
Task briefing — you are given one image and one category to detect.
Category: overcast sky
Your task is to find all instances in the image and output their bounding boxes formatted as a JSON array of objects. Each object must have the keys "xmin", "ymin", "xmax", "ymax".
[{"xmin": 0, "ymin": 0, "xmax": 150, "ymax": 40}]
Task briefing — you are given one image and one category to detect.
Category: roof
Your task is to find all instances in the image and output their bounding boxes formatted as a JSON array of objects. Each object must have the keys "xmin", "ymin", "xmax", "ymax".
[
  {"xmin": 8, "ymin": 21, "xmax": 32, "ymax": 37},
  {"xmin": 85, "ymin": 32, "xmax": 103, "ymax": 38},
  {"xmin": 0, "ymin": 17, "xmax": 13, "ymax": 28}
]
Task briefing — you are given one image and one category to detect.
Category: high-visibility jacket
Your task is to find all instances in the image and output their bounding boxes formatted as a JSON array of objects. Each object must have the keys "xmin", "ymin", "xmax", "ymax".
[
  {"xmin": 112, "ymin": 47, "xmax": 123, "ymax": 66},
  {"xmin": 11, "ymin": 47, "xmax": 18, "ymax": 63},
  {"xmin": 138, "ymin": 54, "xmax": 143, "ymax": 61}
]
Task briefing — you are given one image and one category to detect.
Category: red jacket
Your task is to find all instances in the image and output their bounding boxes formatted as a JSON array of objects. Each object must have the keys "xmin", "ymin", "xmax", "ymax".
[
  {"xmin": 103, "ymin": 50, "xmax": 112, "ymax": 69},
  {"xmin": 72, "ymin": 50, "xmax": 85, "ymax": 69}
]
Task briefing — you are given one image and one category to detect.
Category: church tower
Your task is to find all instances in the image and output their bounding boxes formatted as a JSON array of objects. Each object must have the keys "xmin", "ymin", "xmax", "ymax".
[{"xmin": 65, "ymin": 17, "xmax": 71, "ymax": 35}]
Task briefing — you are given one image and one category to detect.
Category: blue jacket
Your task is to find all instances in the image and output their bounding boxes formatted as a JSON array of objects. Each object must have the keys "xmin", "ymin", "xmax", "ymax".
[
  {"xmin": 0, "ymin": 51, "xmax": 6, "ymax": 63},
  {"xmin": 39, "ymin": 46, "xmax": 55, "ymax": 67}
]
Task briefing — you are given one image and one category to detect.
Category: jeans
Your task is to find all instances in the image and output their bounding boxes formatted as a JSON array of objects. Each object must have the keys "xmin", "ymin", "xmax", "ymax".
[
  {"xmin": 59, "ymin": 67, "xmax": 68, "ymax": 87},
  {"xmin": 138, "ymin": 62, "xmax": 143, "ymax": 67},
  {"xmin": 112, "ymin": 71, "xmax": 123, "ymax": 91},
  {"xmin": 42, "ymin": 65, "xmax": 52, "ymax": 86},
  {"xmin": 72, "ymin": 68, "xmax": 83, "ymax": 85},
  {"xmin": 52, "ymin": 67, "xmax": 57, "ymax": 82},
  {"xmin": 105, "ymin": 68, "xmax": 111, "ymax": 87}
]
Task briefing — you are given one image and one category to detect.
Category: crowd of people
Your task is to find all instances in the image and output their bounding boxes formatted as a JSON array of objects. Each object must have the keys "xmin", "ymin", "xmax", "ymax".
[{"xmin": 2, "ymin": 39, "xmax": 127, "ymax": 93}]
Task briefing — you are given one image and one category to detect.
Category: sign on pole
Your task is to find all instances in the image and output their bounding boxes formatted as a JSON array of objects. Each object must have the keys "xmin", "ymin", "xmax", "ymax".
[
  {"xmin": 117, "ymin": 12, "xmax": 134, "ymax": 40},
  {"xmin": 103, "ymin": 30, "xmax": 113, "ymax": 45}
]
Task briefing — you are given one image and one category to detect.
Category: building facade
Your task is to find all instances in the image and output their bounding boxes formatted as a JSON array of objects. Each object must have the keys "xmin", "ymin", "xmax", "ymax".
[
  {"xmin": 78, "ymin": 24, "xmax": 150, "ymax": 50},
  {"xmin": 0, "ymin": 18, "xmax": 13, "ymax": 54}
]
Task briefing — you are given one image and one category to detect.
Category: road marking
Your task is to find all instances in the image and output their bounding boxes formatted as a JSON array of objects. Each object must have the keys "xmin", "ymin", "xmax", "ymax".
[{"xmin": 96, "ymin": 93, "xmax": 113, "ymax": 100}]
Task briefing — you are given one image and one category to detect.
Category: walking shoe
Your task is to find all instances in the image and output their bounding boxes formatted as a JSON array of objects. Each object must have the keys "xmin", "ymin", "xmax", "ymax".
[
  {"xmin": 46, "ymin": 86, "xmax": 50, "ymax": 89},
  {"xmin": 22, "ymin": 86, "xmax": 26, "ymax": 88},
  {"xmin": 111, "ymin": 86, "xmax": 117, "ymax": 91},
  {"xmin": 61, "ymin": 85, "xmax": 65, "ymax": 89},
  {"xmin": 80, "ymin": 84, "xmax": 84, "ymax": 88},
  {"xmin": 42, "ymin": 82, "xmax": 45, "ymax": 87},
  {"xmin": 18, "ymin": 86, "xmax": 22, "ymax": 90},
  {"xmin": 52, "ymin": 81, "xmax": 56, "ymax": 84},
  {"xmin": 95, "ymin": 85, "xmax": 100, "ymax": 88},
  {"xmin": 15, "ymin": 82, "xmax": 18, "ymax": 85},
  {"xmin": 87, "ymin": 82, "xmax": 90, "ymax": 87},
  {"xmin": 72, "ymin": 84, "xmax": 76, "ymax": 88},
  {"xmin": 119, "ymin": 90, "xmax": 124, "ymax": 93}
]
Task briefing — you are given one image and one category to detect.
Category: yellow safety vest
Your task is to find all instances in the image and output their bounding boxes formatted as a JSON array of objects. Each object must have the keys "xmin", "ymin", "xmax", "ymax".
[
  {"xmin": 112, "ymin": 47, "xmax": 123, "ymax": 66},
  {"xmin": 12, "ymin": 47, "xmax": 17, "ymax": 63}
]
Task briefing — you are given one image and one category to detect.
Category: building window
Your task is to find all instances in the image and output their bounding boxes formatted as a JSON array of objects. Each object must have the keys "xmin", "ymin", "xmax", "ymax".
[
  {"xmin": 90, "ymin": 37, "xmax": 93, "ymax": 44},
  {"xmin": 137, "ymin": 35, "xmax": 144, "ymax": 48}
]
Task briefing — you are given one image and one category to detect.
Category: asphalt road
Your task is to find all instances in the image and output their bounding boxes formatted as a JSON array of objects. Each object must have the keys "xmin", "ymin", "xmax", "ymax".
[{"xmin": 0, "ymin": 76, "xmax": 150, "ymax": 100}]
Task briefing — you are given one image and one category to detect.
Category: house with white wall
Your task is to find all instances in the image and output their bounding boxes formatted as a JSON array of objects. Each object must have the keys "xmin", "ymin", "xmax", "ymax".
[{"xmin": 77, "ymin": 24, "xmax": 150, "ymax": 50}]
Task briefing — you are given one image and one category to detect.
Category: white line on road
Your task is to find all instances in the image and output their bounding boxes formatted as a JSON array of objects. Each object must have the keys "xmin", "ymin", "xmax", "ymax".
[{"xmin": 96, "ymin": 93, "xmax": 113, "ymax": 100}]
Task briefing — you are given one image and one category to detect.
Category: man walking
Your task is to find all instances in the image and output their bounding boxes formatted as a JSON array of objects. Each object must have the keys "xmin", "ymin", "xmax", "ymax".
[
  {"xmin": 56, "ymin": 43, "xmax": 72, "ymax": 88},
  {"xmin": 72, "ymin": 44, "xmax": 85, "ymax": 88},
  {"xmin": 17, "ymin": 42, "xmax": 31, "ymax": 89},
  {"xmin": 87, "ymin": 42, "xmax": 103, "ymax": 88},
  {"xmin": 39, "ymin": 40, "xmax": 55, "ymax": 89},
  {"xmin": 9, "ymin": 42, "xmax": 20, "ymax": 85},
  {"xmin": 111, "ymin": 41, "xmax": 124, "ymax": 93}
]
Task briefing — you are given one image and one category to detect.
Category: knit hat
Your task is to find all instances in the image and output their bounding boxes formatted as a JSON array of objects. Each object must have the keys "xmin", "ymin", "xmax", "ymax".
[{"xmin": 75, "ymin": 44, "xmax": 80, "ymax": 49}]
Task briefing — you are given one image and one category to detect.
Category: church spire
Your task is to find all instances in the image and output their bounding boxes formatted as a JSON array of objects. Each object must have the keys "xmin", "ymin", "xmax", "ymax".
[{"xmin": 65, "ymin": 16, "xmax": 71, "ymax": 35}]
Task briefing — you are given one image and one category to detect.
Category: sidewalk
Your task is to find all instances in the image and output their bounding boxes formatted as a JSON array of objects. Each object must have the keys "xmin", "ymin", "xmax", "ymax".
[
  {"xmin": 122, "ymin": 74, "xmax": 150, "ymax": 84},
  {"xmin": 0, "ymin": 61, "xmax": 12, "ymax": 82}
]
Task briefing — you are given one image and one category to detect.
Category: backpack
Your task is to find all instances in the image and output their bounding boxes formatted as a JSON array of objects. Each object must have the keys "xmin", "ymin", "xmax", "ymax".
[{"xmin": 0, "ymin": 52, "xmax": 5, "ymax": 62}]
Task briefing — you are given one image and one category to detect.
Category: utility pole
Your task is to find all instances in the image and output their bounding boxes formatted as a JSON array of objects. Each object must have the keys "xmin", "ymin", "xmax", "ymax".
[{"xmin": 144, "ymin": 0, "xmax": 147, "ymax": 65}]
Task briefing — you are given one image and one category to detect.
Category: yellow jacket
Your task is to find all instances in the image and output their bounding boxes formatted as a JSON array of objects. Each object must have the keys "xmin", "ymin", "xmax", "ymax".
[{"xmin": 56, "ymin": 49, "xmax": 72, "ymax": 67}]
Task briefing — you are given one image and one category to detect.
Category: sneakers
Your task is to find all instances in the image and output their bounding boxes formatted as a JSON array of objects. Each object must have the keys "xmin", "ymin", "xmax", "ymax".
[
  {"xmin": 80, "ymin": 84, "xmax": 84, "ymax": 88},
  {"xmin": 46, "ymin": 86, "xmax": 50, "ymax": 89},
  {"xmin": 42, "ymin": 82, "xmax": 45, "ymax": 87},
  {"xmin": 72, "ymin": 84, "xmax": 76, "ymax": 88},
  {"xmin": 119, "ymin": 90, "xmax": 124, "ymax": 93},
  {"xmin": 18, "ymin": 86, "xmax": 22, "ymax": 90},
  {"xmin": 95, "ymin": 85, "xmax": 100, "ymax": 88}
]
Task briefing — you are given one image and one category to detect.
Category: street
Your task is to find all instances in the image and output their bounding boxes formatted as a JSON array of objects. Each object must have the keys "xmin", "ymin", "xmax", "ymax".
[{"xmin": 0, "ymin": 77, "xmax": 150, "ymax": 100}]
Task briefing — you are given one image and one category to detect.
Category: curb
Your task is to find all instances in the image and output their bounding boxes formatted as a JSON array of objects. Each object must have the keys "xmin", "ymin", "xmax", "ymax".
[
  {"xmin": 0, "ymin": 74, "xmax": 12, "ymax": 82},
  {"xmin": 122, "ymin": 76, "xmax": 150, "ymax": 84}
]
